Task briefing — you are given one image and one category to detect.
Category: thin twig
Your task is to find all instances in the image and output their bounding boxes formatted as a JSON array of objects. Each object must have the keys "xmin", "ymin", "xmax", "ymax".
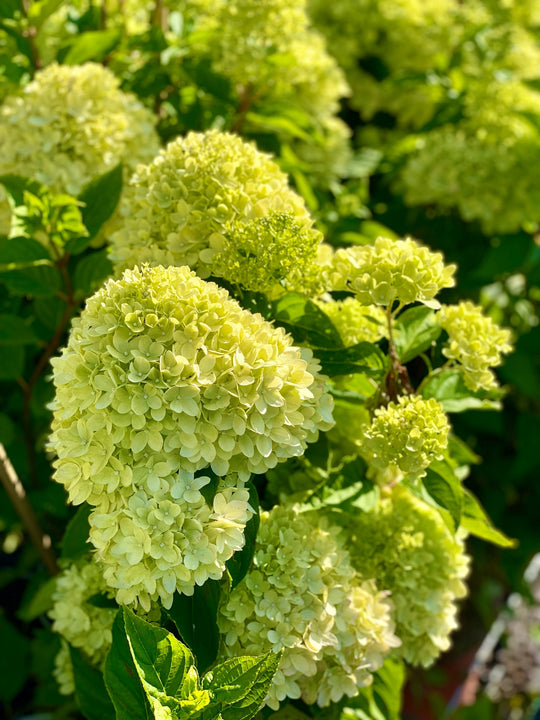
[
  {"xmin": 385, "ymin": 304, "xmax": 414, "ymax": 400},
  {"xmin": 230, "ymin": 84, "xmax": 256, "ymax": 134},
  {"xmin": 0, "ymin": 444, "xmax": 59, "ymax": 576}
]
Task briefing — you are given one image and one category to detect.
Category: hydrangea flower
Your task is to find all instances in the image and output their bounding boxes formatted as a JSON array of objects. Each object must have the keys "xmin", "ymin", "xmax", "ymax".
[
  {"xmin": 49, "ymin": 265, "xmax": 333, "ymax": 608},
  {"xmin": 218, "ymin": 505, "xmax": 399, "ymax": 708},
  {"xmin": 438, "ymin": 301, "xmax": 513, "ymax": 391},
  {"xmin": 361, "ymin": 395, "xmax": 449, "ymax": 477},
  {"xmin": 0, "ymin": 63, "xmax": 159, "ymax": 196},
  {"xmin": 53, "ymin": 641, "xmax": 75, "ymax": 696},
  {"xmin": 315, "ymin": 298, "xmax": 388, "ymax": 345},
  {"xmin": 183, "ymin": 0, "xmax": 349, "ymax": 122},
  {"xmin": 109, "ymin": 130, "xmax": 311, "ymax": 276},
  {"xmin": 348, "ymin": 486, "xmax": 470, "ymax": 667},
  {"xmin": 330, "ymin": 237, "xmax": 456, "ymax": 307},
  {"xmin": 211, "ymin": 212, "xmax": 323, "ymax": 298},
  {"xmin": 49, "ymin": 558, "xmax": 117, "ymax": 693}
]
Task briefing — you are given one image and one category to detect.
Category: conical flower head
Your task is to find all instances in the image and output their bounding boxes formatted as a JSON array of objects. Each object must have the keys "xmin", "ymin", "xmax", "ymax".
[
  {"xmin": 0, "ymin": 62, "xmax": 159, "ymax": 196},
  {"xmin": 219, "ymin": 505, "xmax": 399, "ymax": 708},
  {"xmin": 109, "ymin": 130, "xmax": 311, "ymax": 276}
]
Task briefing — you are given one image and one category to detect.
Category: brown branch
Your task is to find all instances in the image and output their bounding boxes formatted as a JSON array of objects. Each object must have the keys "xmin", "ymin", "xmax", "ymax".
[
  {"xmin": 230, "ymin": 84, "xmax": 256, "ymax": 134},
  {"xmin": 385, "ymin": 305, "xmax": 414, "ymax": 401},
  {"xmin": 19, "ymin": 0, "xmax": 42, "ymax": 71},
  {"xmin": 0, "ymin": 444, "xmax": 59, "ymax": 576}
]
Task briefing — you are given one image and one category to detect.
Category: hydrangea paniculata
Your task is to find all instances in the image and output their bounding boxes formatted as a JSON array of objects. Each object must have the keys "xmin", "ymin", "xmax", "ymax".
[
  {"xmin": 438, "ymin": 301, "xmax": 513, "ymax": 391},
  {"xmin": 0, "ymin": 63, "xmax": 159, "ymax": 196},
  {"xmin": 361, "ymin": 395, "xmax": 449, "ymax": 477},
  {"xmin": 109, "ymin": 130, "xmax": 311, "ymax": 276},
  {"xmin": 218, "ymin": 505, "xmax": 399, "ymax": 708},
  {"xmin": 49, "ymin": 558, "xmax": 116, "ymax": 694},
  {"xmin": 349, "ymin": 486, "xmax": 470, "ymax": 667},
  {"xmin": 315, "ymin": 298, "xmax": 388, "ymax": 345},
  {"xmin": 330, "ymin": 237, "xmax": 456, "ymax": 307},
  {"xmin": 49, "ymin": 265, "xmax": 333, "ymax": 608}
]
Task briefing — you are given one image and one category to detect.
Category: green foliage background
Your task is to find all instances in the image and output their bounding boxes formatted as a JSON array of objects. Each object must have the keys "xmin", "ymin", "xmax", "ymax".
[{"xmin": 0, "ymin": 1, "xmax": 539, "ymax": 719}]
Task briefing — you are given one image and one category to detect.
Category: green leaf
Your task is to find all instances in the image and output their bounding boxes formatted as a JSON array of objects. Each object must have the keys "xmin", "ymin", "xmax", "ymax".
[
  {"xmin": 421, "ymin": 369, "xmax": 502, "ymax": 412},
  {"xmin": 0, "ymin": 175, "xmax": 45, "ymax": 206},
  {"xmin": 168, "ymin": 578, "xmax": 222, "ymax": 673},
  {"xmin": 0, "ymin": 345, "xmax": 24, "ymax": 379},
  {"xmin": 226, "ymin": 482, "xmax": 260, "ymax": 588},
  {"xmin": 104, "ymin": 610, "xmax": 152, "ymax": 720},
  {"xmin": 61, "ymin": 504, "xmax": 92, "ymax": 561},
  {"xmin": 69, "ymin": 164, "xmax": 123, "ymax": 252},
  {"xmin": 0, "ymin": 236, "xmax": 61, "ymax": 297},
  {"xmin": 314, "ymin": 342, "xmax": 387, "ymax": 379},
  {"xmin": 73, "ymin": 250, "xmax": 113, "ymax": 297},
  {"xmin": 0, "ymin": 615, "xmax": 30, "ymax": 701},
  {"xmin": 26, "ymin": 0, "xmax": 65, "ymax": 28},
  {"xmin": 63, "ymin": 30, "xmax": 121, "ymax": 65},
  {"xmin": 272, "ymin": 292, "xmax": 343, "ymax": 349},
  {"xmin": 346, "ymin": 658, "xmax": 404, "ymax": 720},
  {"xmin": 204, "ymin": 651, "xmax": 282, "ymax": 720},
  {"xmin": 461, "ymin": 490, "xmax": 517, "ymax": 548},
  {"xmin": 423, "ymin": 460, "xmax": 463, "ymax": 530},
  {"xmin": 394, "ymin": 305, "xmax": 441, "ymax": 364},
  {"xmin": 70, "ymin": 646, "xmax": 116, "ymax": 720},
  {"xmin": 0, "ymin": 314, "xmax": 38, "ymax": 345},
  {"xmin": 18, "ymin": 577, "xmax": 56, "ymax": 622}
]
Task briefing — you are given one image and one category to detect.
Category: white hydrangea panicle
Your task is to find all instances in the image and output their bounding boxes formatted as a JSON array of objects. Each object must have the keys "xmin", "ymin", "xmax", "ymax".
[
  {"xmin": 331, "ymin": 237, "xmax": 456, "ymax": 307},
  {"xmin": 361, "ymin": 395, "xmax": 449, "ymax": 477},
  {"xmin": 349, "ymin": 486, "xmax": 470, "ymax": 667},
  {"xmin": 48, "ymin": 558, "xmax": 116, "ymax": 682},
  {"xmin": 438, "ymin": 301, "xmax": 513, "ymax": 391},
  {"xmin": 218, "ymin": 505, "xmax": 399, "ymax": 708},
  {"xmin": 182, "ymin": 0, "xmax": 349, "ymax": 122},
  {"xmin": 108, "ymin": 130, "xmax": 312, "ymax": 276},
  {"xmin": 0, "ymin": 63, "xmax": 159, "ymax": 196},
  {"xmin": 49, "ymin": 265, "xmax": 333, "ymax": 608}
]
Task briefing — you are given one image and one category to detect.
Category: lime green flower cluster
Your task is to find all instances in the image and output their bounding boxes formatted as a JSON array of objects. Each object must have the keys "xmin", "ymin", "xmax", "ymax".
[
  {"xmin": 349, "ymin": 486, "xmax": 469, "ymax": 667},
  {"xmin": 49, "ymin": 559, "xmax": 117, "ymax": 694},
  {"xmin": 211, "ymin": 212, "xmax": 323, "ymax": 298},
  {"xmin": 330, "ymin": 237, "xmax": 456, "ymax": 307},
  {"xmin": 361, "ymin": 395, "xmax": 449, "ymax": 477},
  {"xmin": 0, "ymin": 63, "xmax": 159, "ymax": 197},
  {"xmin": 315, "ymin": 298, "xmax": 387, "ymax": 346},
  {"xmin": 184, "ymin": 0, "xmax": 349, "ymax": 122},
  {"xmin": 218, "ymin": 505, "xmax": 399, "ymax": 708},
  {"xmin": 53, "ymin": 642, "xmax": 75, "ymax": 696},
  {"xmin": 400, "ymin": 80, "xmax": 540, "ymax": 234},
  {"xmin": 291, "ymin": 117, "xmax": 353, "ymax": 188},
  {"xmin": 308, "ymin": 0, "xmax": 460, "ymax": 126},
  {"xmin": 438, "ymin": 301, "xmax": 513, "ymax": 391},
  {"xmin": 109, "ymin": 130, "xmax": 311, "ymax": 277},
  {"xmin": 49, "ymin": 265, "xmax": 333, "ymax": 609}
]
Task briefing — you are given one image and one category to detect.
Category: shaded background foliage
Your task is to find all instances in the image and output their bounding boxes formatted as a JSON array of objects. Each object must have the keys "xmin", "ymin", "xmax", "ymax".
[{"xmin": 0, "ymin": 1, "xmax": 540, "ymax": 719}]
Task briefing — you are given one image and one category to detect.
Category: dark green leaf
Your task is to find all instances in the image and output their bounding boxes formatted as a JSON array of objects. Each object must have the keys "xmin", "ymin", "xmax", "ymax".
[
  {"xmin": 314, "ymin": 342, "xmax": 387, "ymax": 379},
  {"xmin": 461, "ymin": 490, "xmax": 517, "ymax": 548},
  {"xmin": 423, "ymin": 460, "xmax": 463, "ymax": 530},
  {"xmin": 0, "ymin": 615, "xmax": 30, "ymax": 701},
  {"xmin": 73, "ymin": 250, "xmax": 113, "ymax": 297},
  {"xmin": 0, "ymin": 314, "xmax": 38, "ymax": 345},
  {"xmin": 0, "ymin": 345, "xmax": 24, "ymax": 379},
  {"xmin": 272, "ymin": 292, "xmax": 343, "ymax": 349},
  {"xmin": 168, "ymin": 578, "xmax": 223, "ymax": 673},
  {"xmin": 63, "ymin": 30, "xmax": 121, "ymax": 65},
  {"xmin": 394, "ymin": 305, "xmax": 441, "ymax": 363},
  {"xmin": 204, "ymin": 651, "xmax": 282, "ymax": 720},
  {"xmin": 0, "ymin": 236, "xmax": 61, "ymax": 297},
  {"xmin": 0, "ymin": 175, "xmax": 45, "ymax": 206},
  {"xmin": 18, "ymin": 577, "xmax": 56, "ymax": 622},
  {"xmin": 87, "ymin": 593, "xmax": 118, "ymax": 609},
  {"xmin": 70, "ymin": 646, "xmax": 116, "ymax": 720},
  {"xmin": 71, "ymin": 164, "xmax": 123, "ymax": 250},
  {"xmin": 104, "ymin": 610, "xmax": 152, "ymax": 720},
  {"xmin": 421, "ymin": 369, "xmax": 502, "ymax": 412},
  {"xmin": 226, "ymin": 482, "xmax": 260, "ymax": 588},
  {"xmin": 347, "ymin": 658, "xmax": 404, "ymax": 720},
  {"xmin": 61, "ymin": 504, "xmax": 92, "ymax": 561}
]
